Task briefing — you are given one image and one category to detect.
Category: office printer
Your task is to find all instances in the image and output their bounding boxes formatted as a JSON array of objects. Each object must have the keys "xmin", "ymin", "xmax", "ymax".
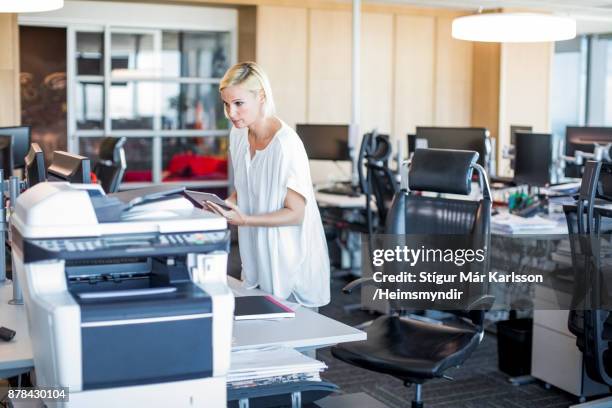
[{"xmin": 11, "ymin": 182, "xmax": 234, "ymax": 407}]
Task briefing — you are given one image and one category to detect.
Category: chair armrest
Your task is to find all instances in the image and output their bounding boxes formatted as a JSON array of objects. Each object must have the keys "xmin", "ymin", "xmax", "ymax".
[
  {"xmin": 342, "ymin": 277, "xmax": 374, "ymax": 294},
  {"xmin": 465, "ymin": 295, "xmax": 495, "ymax": 312}
]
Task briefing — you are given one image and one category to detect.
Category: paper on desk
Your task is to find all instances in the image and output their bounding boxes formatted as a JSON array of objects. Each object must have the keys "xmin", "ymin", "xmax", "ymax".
[
  {"xmin": 492, "ymin": 213, "xmax": 560, "ymax": 234},
  {"xmin": 228, "ymin": 347, "xmax": 326, "ymax": 383}
]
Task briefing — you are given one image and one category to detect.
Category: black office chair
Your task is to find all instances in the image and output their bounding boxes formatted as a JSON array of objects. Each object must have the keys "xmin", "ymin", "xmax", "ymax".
[
  {"xmin": 564, "ymin": 161, "xmax": 612, "ymax": 405},
  {"xmin": 93, "ymin": 136, "xmax": 127, "ymax": 193},
  {"xmin": 332, "ymin": 148, "xmax": 493, "ymax": 408},
  {"xmin": 359, "ymin": 132, "xmax": 398, "ymax": 235}
]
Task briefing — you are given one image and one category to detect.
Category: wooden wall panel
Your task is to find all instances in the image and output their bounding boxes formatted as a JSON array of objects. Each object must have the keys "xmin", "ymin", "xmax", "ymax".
[
  {"xmin": 471, "ymin": 42, "xmax": 500, "ymax": 140},
  {"xmin": 308, "ymin": 8, "xmax": 351, "ymax": 123},
  {"xmin": 256, "ymin": 5, "xmax": 307, "ymax": 129},
  {"xmin": 498, "ymin": 41, "xmax": 553, "ymax": 175},
  {"xmin": 360, "ymin": 12, "xmax": 393, "ymax": 136},
  {"xmin": 238, "ymin": 6, "xmax": 257, "ymax": 62},
  {"xmin": 393, "ymin": 14, "xmax": 435, "ymax": 141},
  {"xmin": 0, "ymin": 14, "xmax": 19, "ymax": 126},
  {"xmin": 434, "ymin": 16, "xmax": 472, "ymax": 127}
]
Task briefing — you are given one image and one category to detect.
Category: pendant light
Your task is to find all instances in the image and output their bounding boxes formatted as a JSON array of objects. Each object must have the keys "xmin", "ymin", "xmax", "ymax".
[
  {"xmin": 0, "ymin": 0, "xmax": 64, "ymax": 13},
  {"xmin": 452, "ymin": 12, "xmax": 576, "ymax": 43}
]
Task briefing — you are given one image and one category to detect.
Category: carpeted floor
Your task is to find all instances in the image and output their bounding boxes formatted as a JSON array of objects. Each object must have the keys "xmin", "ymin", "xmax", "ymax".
[{"xmin": 228, "ymin": 243, "xmax": 578, "ymax": 408}]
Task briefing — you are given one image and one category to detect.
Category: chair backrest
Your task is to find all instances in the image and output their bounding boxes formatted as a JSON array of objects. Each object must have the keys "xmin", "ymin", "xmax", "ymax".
[
  {"xmin": 385, "ymin": 148, "xmax": 492, "ymax": 327},
  {"xmin": 94, "ymin": 136, "xmax": 127, "ymax": 193},
  {"xmin": 565, "ymin": 160, "xmax": 612, "ymax": 388},
  {"xmin": 365, "ymin": 135, "xmax": 398, "ymax": 227}
]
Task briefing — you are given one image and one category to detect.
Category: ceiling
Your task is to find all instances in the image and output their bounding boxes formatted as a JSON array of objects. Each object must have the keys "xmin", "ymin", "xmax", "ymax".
[{"xmin": 370, "ymin": 0, "xmax": 612, "ymax": 31}]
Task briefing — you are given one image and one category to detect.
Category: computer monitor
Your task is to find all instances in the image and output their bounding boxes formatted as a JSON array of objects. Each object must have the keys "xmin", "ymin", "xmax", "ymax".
[
  {"xmin": 509, "ymin": 125, "xmax": 532, "ymax": 171},
  {"xmin": 510, "ymin": 125, "xmax": 533, "ymax": 145},
  {"xmin": 0, "ymin": 126, "xmax": 31, "ymax": 169},
  {"xmin": 25, "ymin": 143, "xmax": 47, "ymax": 187},
  {"xmin": 415, "ymin": 127, "xmax": 490, "ymax": 169},
  {"xmin": 47, "ymin": 151, "xmax": 91, "ymax": 183},
  {"xmin": 295, "ymin": 124, "xmax": 350, "ymax": 161},
  {"xmin": 406, "ymin": 134, "xmax": 427, "ymax": 157},
  {"xmin": 514, "ymin": 132, "xmax": 554, "ymax": 187},
  {"xmin": 0, "ymin": 136, "xmax": 13, "ymax": 179},
  {"xmin": 565, "ymin": 126, "xmax": 612, "ymax": 178}
]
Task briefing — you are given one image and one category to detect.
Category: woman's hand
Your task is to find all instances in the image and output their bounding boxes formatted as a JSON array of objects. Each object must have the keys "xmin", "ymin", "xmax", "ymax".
[{"xmin": 205, "ymin": 200, "xmax": 249, "ymax": 226}]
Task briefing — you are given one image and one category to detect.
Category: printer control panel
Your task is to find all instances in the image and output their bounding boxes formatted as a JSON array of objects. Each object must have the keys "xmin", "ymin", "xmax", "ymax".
[{"xmin": 23, "ymin": 230, "xmax": 229, "ymax": 262}]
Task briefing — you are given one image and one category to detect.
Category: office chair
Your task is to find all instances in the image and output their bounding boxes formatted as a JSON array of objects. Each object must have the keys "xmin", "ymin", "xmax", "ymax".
[
  {"xmin": 332, "ymin": 148, "xmax": 493, "ymax": 408},
  {"xmin": 564, "ymin": 161, "xmax": 612, "ymax": 407},
  {"xmin": 361, "ymin": 132, "xmax": 398, "ymax": 235},
  {"xmin": 93, "ymin": 136, "xmax": 127, "ymax": 193}
]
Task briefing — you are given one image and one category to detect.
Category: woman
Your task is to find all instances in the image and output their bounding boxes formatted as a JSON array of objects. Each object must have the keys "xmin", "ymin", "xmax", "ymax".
[{"xmin": 206, "ymin": 61, "xmax": 330, "ymax": 308}]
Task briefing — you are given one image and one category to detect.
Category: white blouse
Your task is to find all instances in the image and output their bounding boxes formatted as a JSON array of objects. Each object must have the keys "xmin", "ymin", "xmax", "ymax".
[{"xmin": 229, "ymin": 120, "xmax": 330, "ymax": 307}]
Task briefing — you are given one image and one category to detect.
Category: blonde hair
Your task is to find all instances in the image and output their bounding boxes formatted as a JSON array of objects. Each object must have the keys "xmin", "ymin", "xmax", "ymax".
[{"xmin": 219, "ymin": 61, "xmax": 276, "ymax": 117}]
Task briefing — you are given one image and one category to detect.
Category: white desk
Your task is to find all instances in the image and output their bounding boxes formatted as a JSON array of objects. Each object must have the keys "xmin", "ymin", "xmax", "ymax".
[
  {"xmin": 0, "ymin": 278, "xmax": 365, "ymax": 378},
  {"xmin": 230, "ymin": 278, "xmax": 365, "ymax": 351},
  {"xmin": 0, "ymin": 282, "xmax": 31, "ymax": 378}
]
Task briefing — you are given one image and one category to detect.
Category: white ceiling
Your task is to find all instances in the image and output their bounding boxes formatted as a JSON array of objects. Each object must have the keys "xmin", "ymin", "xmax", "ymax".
[{"xmin": 370, "ymin": 0, "xmax": 612, "ymax": 32}]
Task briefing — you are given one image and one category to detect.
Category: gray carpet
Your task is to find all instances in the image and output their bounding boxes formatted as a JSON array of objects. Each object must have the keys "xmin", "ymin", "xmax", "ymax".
[{"xmin": 228, "ymin": 243, "xmax": 578, "ymax": 408}]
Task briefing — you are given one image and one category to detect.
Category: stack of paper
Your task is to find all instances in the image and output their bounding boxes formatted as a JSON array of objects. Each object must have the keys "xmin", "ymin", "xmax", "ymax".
[
  {"xmin": 492, "ymin": 213, "xmax": 563, "ymax": 235},
  {"xmin": 228, "ymin": 347, "xmax": 327, "ymax": 389}
]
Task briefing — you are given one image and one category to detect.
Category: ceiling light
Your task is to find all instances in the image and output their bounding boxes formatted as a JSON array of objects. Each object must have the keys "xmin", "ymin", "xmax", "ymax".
[
  {"xmin": 452, "ymin": 12, "xmax": 576, "ymax": 43},
  {"xmin": 0, "ymin": 0, "xmax": 64, "ymax": 13}
]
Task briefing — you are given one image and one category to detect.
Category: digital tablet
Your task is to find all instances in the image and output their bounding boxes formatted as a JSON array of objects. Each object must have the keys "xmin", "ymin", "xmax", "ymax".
[{"xmin": 184, "ymin": 190, "xmax": 231, "ymax": 210}]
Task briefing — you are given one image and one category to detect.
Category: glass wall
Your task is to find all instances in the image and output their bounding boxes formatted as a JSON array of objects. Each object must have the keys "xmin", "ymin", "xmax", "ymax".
[
  {"xmin": 587, "ymin": 35, "xmax": 612, "ymax": 126},
  {"xmin": 550, "ymin": 37, "xmax": 588, "ymax": 140},
  {"xmin": 72, "ymin": 27, "xmax": 232, "ymax": 187}
]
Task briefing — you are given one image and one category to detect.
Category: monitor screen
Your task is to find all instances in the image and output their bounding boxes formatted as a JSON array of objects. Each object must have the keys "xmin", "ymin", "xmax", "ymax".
[
  {"xmin": 0, "ymin": 126, "xmax": 31, "ymax": 169},
  {"xmin": 25, "ymin": 143, "xmax": 47, "ymax": 187},
  {"xmin": 415, "ymin": 127, "xmax": 490, "ymax": 169},
  {"xmin": 514, "ymin": 132, "xmax": 553, "ymax": 187},
  {"xmin": 47, "ymin": 151, "xmax": 91, "ymax": 183},
  {"xmin": 565, "ymin": 126, "xmax": 612, "ymax": 178},
  {"xmin": 296, "ymin": 124, "xmax": 350, "ymax": 161},
  {"xmin": 510, "ymin": 125, "xmax": 533, "ymax": 145},
  {"xmin": 0, "ymin": 136, "xmax": 13, "ymax": 179}
]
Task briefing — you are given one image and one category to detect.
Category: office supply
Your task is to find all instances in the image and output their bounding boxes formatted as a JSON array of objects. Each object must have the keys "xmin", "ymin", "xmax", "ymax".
[
  {"xmin": 491, "ymin": 213, "xmax": 562, "ymax": 235},
  {"xmin": 565, "ymin": 126, "xmax": 612, "ymax": 178},
  {"xmin": 333, "ymin": 148, "xmax": 493, "ymax": 408},
  {"xmin": 228, "ymin": 347, "xmax": 325, "ymax": 384},
  {"xmin": 0, "ymin": 125, "xmax": 30, "ymax": 169},
  {"xmin": 11, "ymin": 182, "xmax": 233, "ymax": 407},
  {"xmin": 24, "ymin": 142, "xmax": 46, "ymax": 187},
  {"xmin": 234, "ymin": 296, "xmax": 295, "ymax": 320},
  {"xmin": 184, "ymin": 190, "xmax": 231, "ymax": 210},
  {"xmin": 416, "ymin": 127, "xmax": 491, "ymax": 170},
  {"xmin": 93, "ymin": 136, "xmax": 127, "ymax": 193},
  {"xmin": 0, "ymin": 326, "xmax": 15, "ymax": 341},
  {"xmin": 47, "ymin": 150, "xmax": 91, "ymax": 183},
  {"xmin": 514, "ymin": 132, "xmax": 558, "ymax": 186},
  {"xmin": 296, "ymin": 124, "xmax": 350, "ymax": 161}
]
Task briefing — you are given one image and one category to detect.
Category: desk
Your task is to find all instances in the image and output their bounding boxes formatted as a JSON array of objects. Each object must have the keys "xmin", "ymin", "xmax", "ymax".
[
  {"xmin": 315, "ymin": 192, "xmax": 368, "ymax": 209},
  {"xmin": 0, "ymin": 282, "xmax": 31, "ymax": 378},
  {"xmin": 230, "ymin": 278, "xmax": 365, "ymax": 351},
  {"xmin": 489, "ymin": 212, "xmax": 607, "ymax": 399},
  {"xmin": 0, "ymin": 278, "xmax": 365, "ymax": 377}
]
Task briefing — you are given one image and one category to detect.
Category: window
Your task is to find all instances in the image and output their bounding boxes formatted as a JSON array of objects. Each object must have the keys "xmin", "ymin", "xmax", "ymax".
[
  {"xmin": 587, "ymin": 35, "xmax": 612, "ymax": 126},
  {"xmin": 71, "ymin": 27, "xmax": 232, "ymax": 187},
  {"xmin": 550, "ymin": 37, "xmax": 588, "ymax": 138}
]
